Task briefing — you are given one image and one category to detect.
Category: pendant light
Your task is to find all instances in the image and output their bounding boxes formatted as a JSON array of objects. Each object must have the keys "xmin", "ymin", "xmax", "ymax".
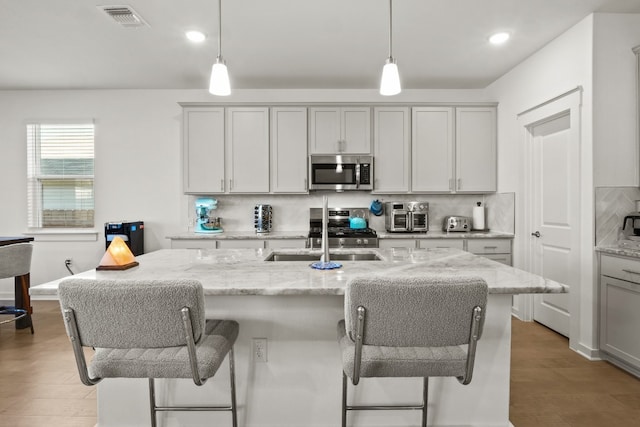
[
  {"xmin": 209, "ymin": 0, "xmax": 230, "ymax": 96},
  {"xmin": 380, "ymin": 0, "xmax": 401, "ymax": 96}
]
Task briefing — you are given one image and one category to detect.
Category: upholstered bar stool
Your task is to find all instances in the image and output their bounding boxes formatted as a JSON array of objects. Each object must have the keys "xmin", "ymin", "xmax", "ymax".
[
  {"xmin": 58, "ymin": 278, "xmax": 239, "ymax": 427},
  {"xmin": 337, "ymin": 275, "xmax": 488, "ymax": 427},
  {"xmin": 0, "ymin": 243, "xmax": 34, "ymax": 333}
]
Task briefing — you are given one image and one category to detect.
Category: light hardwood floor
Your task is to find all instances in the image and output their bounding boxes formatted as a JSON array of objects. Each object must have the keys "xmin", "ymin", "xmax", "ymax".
[{"xmin": 1, "ymin": 301, "xmax": 639, "ymax": 426}]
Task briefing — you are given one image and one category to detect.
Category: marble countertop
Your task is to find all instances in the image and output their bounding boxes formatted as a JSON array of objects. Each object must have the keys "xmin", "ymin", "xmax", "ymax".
[
  {"xmin": 167, "ymin": 230, "xmax": 514, "ymax": 240},
  {"xmin": 166, "ymin": 231, "xmax": 308, "ymax": 240},
  {"xmin": 31, "ymin": 247, "xmax": 565, "ymax": 298},
  {"xmin": 596, "ymin": 245, "xmax": 640, "ymax": 259},
  {"xmin": 377, "ymin": 231, "xmax": 514, "ymax": 239}
]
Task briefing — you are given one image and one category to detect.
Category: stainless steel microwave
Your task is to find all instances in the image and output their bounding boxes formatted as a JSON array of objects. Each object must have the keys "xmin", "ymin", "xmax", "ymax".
[{"xmin": 308, "ymin": 155, "xmax": 373, "ymax": 191}]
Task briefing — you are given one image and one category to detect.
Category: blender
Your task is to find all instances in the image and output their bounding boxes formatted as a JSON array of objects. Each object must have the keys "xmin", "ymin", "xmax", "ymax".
[{"xmin": 195, "ymin": 198, "xmax": 222, "ymax": 233}]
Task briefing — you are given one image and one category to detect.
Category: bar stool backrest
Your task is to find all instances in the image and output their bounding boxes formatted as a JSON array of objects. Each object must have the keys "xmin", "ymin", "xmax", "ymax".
[
  {"xmin": 58, "ymin": 279, "xmax": 205, "ymax": 349},
  {"xmin": 0, "ymin": 243, "xmax": 33, "ymax": 279},
  {"xmin": 345, "ymin": 275, "xmax": 488, "ymax": 347}
]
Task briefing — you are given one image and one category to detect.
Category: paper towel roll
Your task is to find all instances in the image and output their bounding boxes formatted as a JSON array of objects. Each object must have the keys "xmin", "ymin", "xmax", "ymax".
[{"xmin": 472, "ymin": 204, "xmax": 485, "ymax": 230}]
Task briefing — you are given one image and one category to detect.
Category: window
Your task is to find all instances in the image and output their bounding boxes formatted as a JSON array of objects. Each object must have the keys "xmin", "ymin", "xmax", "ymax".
[{"xmin": 26, "ymin": 123, "xmax": 95, "ymax": 228}]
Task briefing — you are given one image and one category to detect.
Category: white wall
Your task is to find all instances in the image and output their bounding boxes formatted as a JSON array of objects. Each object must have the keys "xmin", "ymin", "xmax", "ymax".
[
  {"xmin": 593, "ymin": 13, "xmax": 640, "ymax": 186},
  {"xmin": 486, "ymin": 15, "xmax": 596, "ymax": 354},
  {"xmin": 0, "ymin": 88, "xmax": 489, "ymax": 297}
]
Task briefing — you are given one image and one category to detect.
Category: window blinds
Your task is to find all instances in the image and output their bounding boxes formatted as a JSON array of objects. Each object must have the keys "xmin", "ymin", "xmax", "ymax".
[{"xmin": 26, "ymin": 123, "xmax": 95, "ymax": 228}]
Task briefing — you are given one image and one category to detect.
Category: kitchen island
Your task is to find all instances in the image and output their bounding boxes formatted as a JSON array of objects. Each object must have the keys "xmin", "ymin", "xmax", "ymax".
[{"xmin": 32, "ymin": 247, "xmax": 566, "ymax": 427}]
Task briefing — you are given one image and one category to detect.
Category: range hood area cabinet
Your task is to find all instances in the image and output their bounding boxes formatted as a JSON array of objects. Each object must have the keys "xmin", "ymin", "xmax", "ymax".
[
  {"xmin": 410, "ymin": 106, "xmax": 496, "ymax": 193},
  {"xmin": 182, "ymin": 106, "xmax": 308, "ymax": 194},
  {"xmin": 308, "ymin": 107, "xmax": 371, "ymax": 154}
]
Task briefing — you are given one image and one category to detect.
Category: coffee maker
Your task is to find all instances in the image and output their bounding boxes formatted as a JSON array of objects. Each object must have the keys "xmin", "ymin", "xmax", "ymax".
[{"xmin": 195, "ymin": 198, "xmax": 222, "ymax": 233}]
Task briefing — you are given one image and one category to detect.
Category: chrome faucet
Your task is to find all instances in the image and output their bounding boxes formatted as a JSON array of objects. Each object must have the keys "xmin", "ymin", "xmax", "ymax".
[{"xmin": 320, "ymin": 195, "xmax": 330, "ymax": 263}]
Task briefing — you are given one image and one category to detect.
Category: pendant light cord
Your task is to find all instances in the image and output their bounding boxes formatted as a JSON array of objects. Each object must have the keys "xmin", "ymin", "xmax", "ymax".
[
  {"xmin": 217, "ymin": 0, "xmax": 223, "ymax": 59},
  {"xmin": 388, "ymin": 0, "xmax": 393, "ymax": 59}
]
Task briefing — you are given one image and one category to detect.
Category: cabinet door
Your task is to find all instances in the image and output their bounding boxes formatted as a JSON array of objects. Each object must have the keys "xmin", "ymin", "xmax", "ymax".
[
  {"xmin": 183, "ymin": 107, "xmax": 225, "ymax": 194},
  {"xmin": 226, "ymin": 107, "xmax": 270, "ymax": 193},
  {"xmin": 411, "ymin": 107, "xmax": 454, "ymax": 192},
  {"xmin": 455, "ymin": 107, "xmax": 497, "ymax": 192},
  {"xmin": 379, "ymin": 239, "xmax": 416, "ymax": 249},
  {"xmin": 418, "ymin": 239, "xmax": 464, "ymax": 250},
  {"xmin": 271, "ymin": 107, "xmax": 308, "ymax": 193},
  {"xmin": 600, "ymin": 275, "xmax": 640, "ymax": 369},
  {"xmin": 266, "ymin": 239, "xmax": 307, "ymax": 249},
  {"xmin": 373, "ymin": 107, "xmax": 410, "ymax": 193},
  {"xmin": 341, "ymin": 107, "xmax": 371, "ymax": 153},
  {"xmin": 467, "ymin": 239, "xmax": 511, "ymax": 254},
  {"xmin": 309, "ymin": 108, "xmax": 341, "ymax": 153}
]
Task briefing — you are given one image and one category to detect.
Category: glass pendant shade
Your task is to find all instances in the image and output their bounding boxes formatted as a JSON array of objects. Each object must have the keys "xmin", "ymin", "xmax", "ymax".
[
  {"xmin": 209, "ymin": 57, "xmax": 230, "ymax": 96},
  {"xmin": 380, "ymin": 58, "xmax": 401, "ymax": 96}
]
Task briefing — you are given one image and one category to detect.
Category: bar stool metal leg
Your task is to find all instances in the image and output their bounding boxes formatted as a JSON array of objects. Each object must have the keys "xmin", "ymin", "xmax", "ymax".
[
  {"xmin": 229, "ymin": 346, "xmax": 238, "ymax": 427},
  {"xmin": 149, "ymin": 378, "xmax": 158, "ymax": 427},
  {"xmin": 422, "ymin": 377, "xmax": 429, "ymax": 427},
  {"xmin": 341, "ymin": 372, "xmax": 348, "ymax": 427}
]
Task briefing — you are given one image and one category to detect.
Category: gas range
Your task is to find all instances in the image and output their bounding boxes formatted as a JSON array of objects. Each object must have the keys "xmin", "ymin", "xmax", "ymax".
[{"xmin": 307, "ymin": 207, "xmax": 378, "ymax": 249}]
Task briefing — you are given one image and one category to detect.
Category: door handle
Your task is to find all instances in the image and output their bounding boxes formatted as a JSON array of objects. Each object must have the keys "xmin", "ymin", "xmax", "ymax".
[{"xmin": 531, "ymin": 231, "xmax": 541, "ymax": 238}]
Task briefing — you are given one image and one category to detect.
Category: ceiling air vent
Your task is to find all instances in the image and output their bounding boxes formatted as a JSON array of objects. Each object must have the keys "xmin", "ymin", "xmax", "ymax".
[{"xmin": 98, "ymin": 5, "xmax": 149, "ymax": 28}]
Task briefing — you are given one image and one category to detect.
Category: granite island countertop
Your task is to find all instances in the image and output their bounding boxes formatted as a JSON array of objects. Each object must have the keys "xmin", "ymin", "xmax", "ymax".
[{"xmin": 31, "ymin": 247, "xmax": 565, "ymax": 298}]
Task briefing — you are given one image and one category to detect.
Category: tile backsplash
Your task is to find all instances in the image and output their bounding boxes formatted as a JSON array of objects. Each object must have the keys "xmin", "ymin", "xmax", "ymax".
[
  {"xmin": 595, "ymin": 186, "xmax": 640, "ymax": 246},
  {"xmin": 187, "ymin": 192, "xmax": 515, "ymax": 234}
]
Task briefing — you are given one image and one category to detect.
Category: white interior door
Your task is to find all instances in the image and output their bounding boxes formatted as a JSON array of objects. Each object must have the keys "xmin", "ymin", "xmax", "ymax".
[{"xmin": 529, "ymin": 111, "xmax": 579, "ymax": 337}]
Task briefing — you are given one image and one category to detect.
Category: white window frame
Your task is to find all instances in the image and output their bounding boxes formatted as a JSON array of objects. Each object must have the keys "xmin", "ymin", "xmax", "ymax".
[{"xmin": 26, "ymin": 121, "xmax": 95, "ymax": 230}]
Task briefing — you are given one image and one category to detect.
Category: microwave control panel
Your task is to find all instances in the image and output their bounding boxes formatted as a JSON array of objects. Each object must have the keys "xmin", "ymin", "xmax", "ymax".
[{"xmin": 360, "ymin": 164, "xmax": 371, "ymax": 184}]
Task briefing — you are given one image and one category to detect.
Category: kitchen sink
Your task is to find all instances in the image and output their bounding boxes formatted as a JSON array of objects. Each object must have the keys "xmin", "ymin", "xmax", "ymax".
[{"xmin": 264, "ymin": 252, "xmax": 383, "ymax": 262}]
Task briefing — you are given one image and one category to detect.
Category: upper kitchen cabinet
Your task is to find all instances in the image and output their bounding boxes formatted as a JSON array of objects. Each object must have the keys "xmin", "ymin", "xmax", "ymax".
[
  {"xmin": 271, "ymin": 107, "xmax": 308, "ymax": 193},
  {"xmin": 455, "ymin": 107, "xmax": 497, "ymax": 193},
  {"xmin": 183, "ymin": 107, "xmax": 225, "ymax": 194},
  {"xmin": 226, "ymin": 107, "xmax": 270, "ymax": 193},
  {"xmin": 373, "ymin": 107, "xmax": 410, "ymax": 193},
  {"xmin": 309, "ymin": 107, "xmax": 371, "ymax": 154},
  {"xmin": 411, "ymin": 106, "xmax": 496, "ymax": 193},
  {"xmin": 411, "ymin": 107, "xmax": 455, "ymax": 192}
]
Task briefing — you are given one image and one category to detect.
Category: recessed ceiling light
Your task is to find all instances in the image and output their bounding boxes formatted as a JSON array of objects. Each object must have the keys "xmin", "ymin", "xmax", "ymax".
[
  {"xmin": 489, "ymin": 32, "xmax": 510, "ymax": 45},
  {"xmin": 186, "ymin": 30, "xmax": 206, "ymax": 43}
]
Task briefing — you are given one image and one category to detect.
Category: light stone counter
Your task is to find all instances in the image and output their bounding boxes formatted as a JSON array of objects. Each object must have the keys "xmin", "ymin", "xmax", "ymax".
[
  {"xmin": 166, "ymin": 231, "xmax": 307, "ymax": 240},
  {"xmin": 596, "ymin": 245, "xmax": 640, "ymax": 259},
  {"xmin": 30, "ymin": 247, "xmax": 564, "ymax": 299},
  {"xmin": 378, "ymin": 230, "xmax": 514, "ymax": 239}
]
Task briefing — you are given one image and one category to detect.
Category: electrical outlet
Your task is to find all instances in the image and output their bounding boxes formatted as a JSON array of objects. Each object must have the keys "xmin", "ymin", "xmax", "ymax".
[{"xmin": 253, "ymin": 338, "xmax": 267, "ymax": 363}]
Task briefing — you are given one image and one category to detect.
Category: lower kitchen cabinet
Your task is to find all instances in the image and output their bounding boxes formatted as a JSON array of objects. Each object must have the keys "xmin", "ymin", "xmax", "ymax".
[
  {"xmin": 419, "ymin": 239, "xmax": 465, "ymax": 250},
  {"xmin": 467, "ymin": 239, "xmax": 512, "ymax": 265},
  {"xmin": 266, "ymin": 239, "xmax": 307, "ymax": 249},
  {"xmin": 170, "ymin": 239, "xmax": 217, "ymax": 249},
  {"xmin": 379, "ymin": 239, "xmax": 417, "ymax": 249},
  {"xmin": 599, "ymin": 254, "xmax": 640, "ymax": 376}
]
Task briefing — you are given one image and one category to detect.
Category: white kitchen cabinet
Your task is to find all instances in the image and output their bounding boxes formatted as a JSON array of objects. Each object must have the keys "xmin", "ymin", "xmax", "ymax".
[
  {"xmin": 271, "ymin": 107, "xmax": 308, "ymax": 193},
  {"xmin": 373, "ymin": 107, "xmax": 410, "ymax": 193},
  {"xmin": 411, "ymin": 107, "xmax": 454, "ymax": 192},
  {"xmin": 309, "ymin": 107, "xmax": 371, "ymax": 154},
  {"xmin": 418, "ymin": 239, "xmax": 465, "ymax": 250},
  {"xmin": 468, "ymin": 239, "xmax": 511, "ymax": 265},
  {"xmin": 217, "ymin": 240, "xmax": 265, "ymax": 249},
  {"xmin": 411, "ymin": 106, "xmax": 496, "ymax": 193},
  {"xmin": 170, "ymin": 239, "xmax": 217, "ymax": 249},
  {"xmin": 182, "ymin": 107, "xmax": 225, "ymax": 194},
  {"xmin": 226, "ymin": 107, "xmax": 270, "ymax": 193},
  {"xmin": 599, "ymin": 254, "xmax": 640, "ymax": 376},
  {"xmin": 266, "ymin": 239, "xmax": 307, "ymax": 249},
  {"xmin": 379, "ymin": 239, "xmax": 417, "ymax": 249},
  {"xmin": 455, "ymin": 107, "xmax": 497, "ymax": 193}
]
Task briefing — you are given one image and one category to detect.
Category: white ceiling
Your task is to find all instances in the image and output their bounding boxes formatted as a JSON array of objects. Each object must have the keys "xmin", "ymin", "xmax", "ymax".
[{"xmin": 2, "ymin": 0, "xmax": 640, "ymax": 91}]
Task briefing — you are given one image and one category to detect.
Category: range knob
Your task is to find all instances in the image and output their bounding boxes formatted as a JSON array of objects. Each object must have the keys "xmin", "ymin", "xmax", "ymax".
[
  {"xmin": 356, "ymin": 239, "xmax": 362, "ymax": 245},
  {"xmin": 363, "ymin": 239, "xmax": 369, "ymax": 245},
  {"xmin": 339, "ymin": 238, "xmax": 345, "ymax": 247}
]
